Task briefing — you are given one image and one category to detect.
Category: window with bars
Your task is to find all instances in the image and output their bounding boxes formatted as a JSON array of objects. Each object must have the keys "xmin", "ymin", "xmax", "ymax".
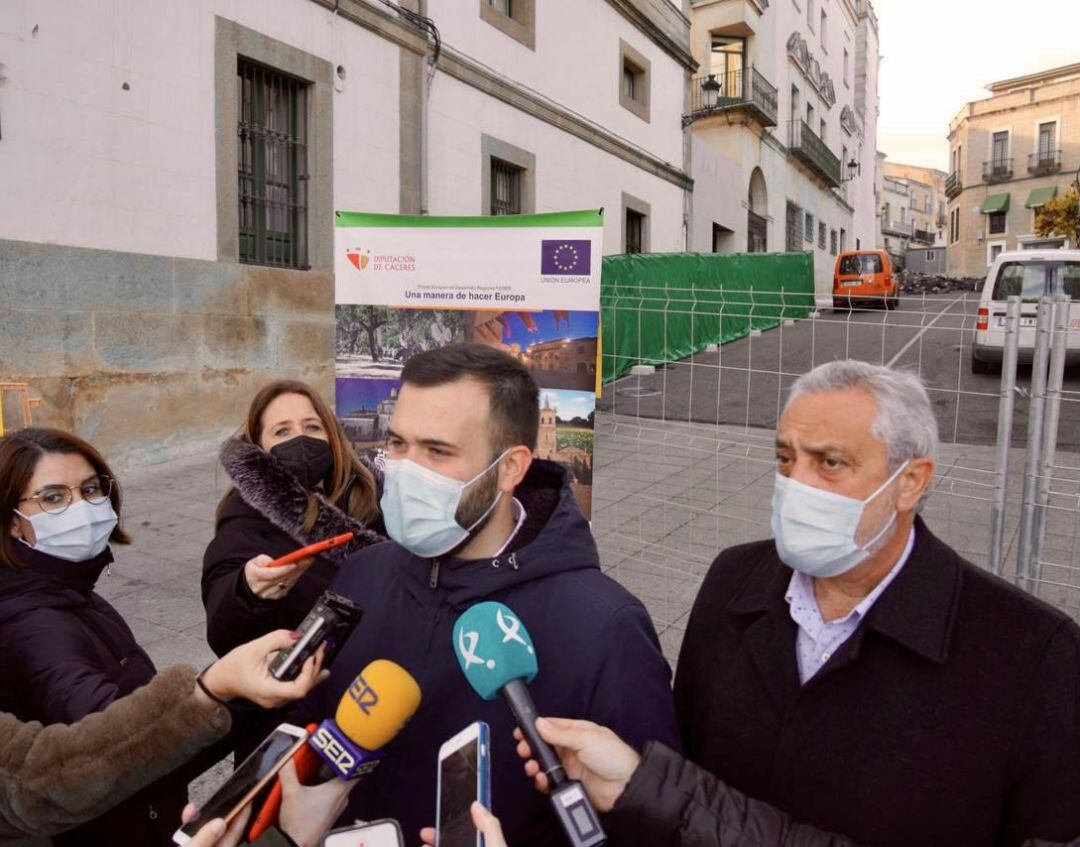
[
  {"xmin": 818, "ymin": 221, "xmax": 826, "ymax": 249},
  {"xmin": 804, "ymin": 211, "xmax": 815, "ymax": 243},
  {"xmin": 490, "ymin": 158, "xmax": 523, "ymax": 216},
  {"xmin": 1038, "ymin": 121, "xmax": 1056, "ymax": 158},
  {"xmin": 785, "ymin": 201, "xmax": 803, "ymax": 252},
  {"xmin": 237, "ymin": 58, "xmax": 309, "ymax": 269},
  {"xmin": 830, "ymin": 229, "xmax": 838, "ymax": 255},
  {"xmin": 625, "ymin": 209, "xmax": 645, "ymax": 254}
]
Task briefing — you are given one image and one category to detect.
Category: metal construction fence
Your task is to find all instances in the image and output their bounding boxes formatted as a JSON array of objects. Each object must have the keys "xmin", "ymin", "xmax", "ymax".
[{"xmin": 590, "ymin": 285, "xmax": 1080, "ymax": 662}]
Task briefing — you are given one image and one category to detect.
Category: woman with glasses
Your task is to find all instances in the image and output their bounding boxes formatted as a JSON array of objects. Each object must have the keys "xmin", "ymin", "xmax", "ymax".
[{"xmin": 0, "ymin": 427, "xmax": 187, "ymax": 847}]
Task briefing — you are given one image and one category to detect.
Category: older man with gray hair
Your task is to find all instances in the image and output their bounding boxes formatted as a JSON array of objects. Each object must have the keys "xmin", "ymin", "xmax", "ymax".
[{"xmin": 672, "ymin": 359, "xmax": 1080, "ymax": 846}]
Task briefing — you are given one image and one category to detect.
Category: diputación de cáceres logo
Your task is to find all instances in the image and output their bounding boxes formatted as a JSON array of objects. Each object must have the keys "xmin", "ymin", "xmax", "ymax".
[{"xmin": 345, "ymin": 248, "xmax": 416, "ymax": 272}]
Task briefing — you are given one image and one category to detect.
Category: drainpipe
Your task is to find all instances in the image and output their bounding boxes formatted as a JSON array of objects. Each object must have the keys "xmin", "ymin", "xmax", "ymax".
[{"xmin": 418, "ymin": 0, "xmax": 429, "ymax": 215}]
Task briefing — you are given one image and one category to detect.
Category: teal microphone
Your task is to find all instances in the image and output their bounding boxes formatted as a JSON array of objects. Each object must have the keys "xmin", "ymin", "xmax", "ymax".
[{"xmin": 453, "ymin": 602, "xmax": 606, "ymax": 847}]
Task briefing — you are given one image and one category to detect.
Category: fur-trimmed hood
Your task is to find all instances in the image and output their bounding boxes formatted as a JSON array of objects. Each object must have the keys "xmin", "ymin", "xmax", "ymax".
[{"xmin": 218, "ymin": 437, "xmax": 383, "ymax": 562}]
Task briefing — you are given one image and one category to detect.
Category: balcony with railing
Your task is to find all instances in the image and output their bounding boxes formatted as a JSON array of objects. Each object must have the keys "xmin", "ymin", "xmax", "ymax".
[
  {"xmin": 945, "ymin": 170, "xmax": 962, "ymax": 199},
  {"xmin": 882, "ymin": 218, "xmax": 913, "ymax": 237},
  {"xmin": 1028, "ymin": 149, "xmax": 1062, "ymax": 175},
  {"xmin": 788, "ymin": 119, "xmax": 841, "ymax": 187},
  {"xmin": 685, "ymin": 68, "xmax": 779, "ymax": 128},
  {"xmin": 912, "ymin": 228, "xmax": 935, "ymax": 244},
  {"xmin": 983, "ymin": 158, "xmax": 1013, "ymax": 183}
]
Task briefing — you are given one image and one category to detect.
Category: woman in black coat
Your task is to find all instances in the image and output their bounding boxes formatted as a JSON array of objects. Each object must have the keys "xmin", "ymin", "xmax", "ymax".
[
  {"xmin": 0, "ymin": 427, "xmax": 186, "ymax": 847},
  {"xmin": 202, "ymin": 380, "xmax": 384, "ymax": 659}
]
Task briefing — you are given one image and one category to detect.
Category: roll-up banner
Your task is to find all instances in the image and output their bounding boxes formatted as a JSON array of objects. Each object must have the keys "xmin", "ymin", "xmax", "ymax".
[{"xmin": 334, "ymin": 210, "xmax": 603, "ymax": 518}]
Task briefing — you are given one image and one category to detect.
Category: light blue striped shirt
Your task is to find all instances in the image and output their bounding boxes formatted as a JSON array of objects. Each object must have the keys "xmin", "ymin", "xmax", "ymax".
[{"xmin": 785, "ymin": 528, "xmax": 916, "ymax": 684}]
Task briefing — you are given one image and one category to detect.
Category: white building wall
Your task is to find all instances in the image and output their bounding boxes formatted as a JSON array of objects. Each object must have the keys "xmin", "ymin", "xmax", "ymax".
[
  {"xmin": 0, "ymin": 0, "xmax": 401, "ymax": 260},
  {"xmin": 690, "ymin": 137, "xmax": 745, "ymax": 252},
  {"xmin": 428, "ymin": 75, "xmax": 686, "ymax": 253},
  {"xmin": 0, "ymin": 0, "xmax": 688, "ymax": 261},
  {"xmin": 689, "ymin": 0, "xmax": 877, "ymax": 295},
  {"xmin": 426, "ymin": 0, "xmax": 687, "ymax": 167},
  {"xmin": 852, "ymin": 4, "xmax": 880, "ymax": 250}
]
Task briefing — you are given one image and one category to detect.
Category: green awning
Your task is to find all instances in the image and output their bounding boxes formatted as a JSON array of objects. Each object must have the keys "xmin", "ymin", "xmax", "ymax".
[
  {"xmin": 1025, "ymin": 186, "xmax": 1058, "ymax": 208},
  {"xmin": 980, "ymin": 193, "xmax": 1011, "ymax": 214}
]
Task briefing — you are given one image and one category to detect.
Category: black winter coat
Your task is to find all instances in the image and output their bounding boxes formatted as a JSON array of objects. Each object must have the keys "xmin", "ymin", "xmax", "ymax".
[
  {"xmin": 295, "ymin": 461, "xmax": 681, "ymax": 846},
  {"xmin": 0, "ymin": 545, "xmax": 186, "ymax": 847},
  {"xmin": 202, "ymin": 488, "xmax": 338, "ymax": 657},
  {"xmin": 605, "ymin": 743, "xmax": 1080, "ymax": 847},
  {"xmin": 606, "ymin": 741, "xmax": 857, "ymax": 847},
  {"xmin": 674, "ymin": 517, "xmax": 1080, "ymax": 847}
]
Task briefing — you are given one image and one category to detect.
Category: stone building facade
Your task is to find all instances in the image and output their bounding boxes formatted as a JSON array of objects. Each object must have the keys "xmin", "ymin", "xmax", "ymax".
[
  {"xmin": 0, "ymin": 0, "xmax": 692, "ymax": 468},
  {"xmin": 945, "ymin": 63, "xmax": 1080, "ymax": 279}
]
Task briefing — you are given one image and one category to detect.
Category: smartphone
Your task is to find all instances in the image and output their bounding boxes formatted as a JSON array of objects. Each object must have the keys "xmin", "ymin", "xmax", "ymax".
[
  {"xmin": 172, "ymin": 723, "xmax": 308, "ymax": 845},
  {"xmin": 268, "ymin": 532, "xmax": 355, "ymax": 568},
  {"xmin": 269, "ymin": 591, "xmax": 364, "ymax": 681},
  {"xmin": 436, "ymin": 721, "xmax": 491, "ymax": 847},
  {"xmin": 322, "ymin": 819, "xmax": 404, "ymax": 847}
]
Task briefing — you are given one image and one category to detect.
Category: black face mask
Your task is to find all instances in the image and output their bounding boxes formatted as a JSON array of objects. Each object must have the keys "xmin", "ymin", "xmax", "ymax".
[{"xmin": 269, "ymin": 435, "xmax": 335, "ymax": 491}]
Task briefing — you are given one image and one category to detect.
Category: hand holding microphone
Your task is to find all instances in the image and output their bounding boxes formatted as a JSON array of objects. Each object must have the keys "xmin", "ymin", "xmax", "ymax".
[
  {"xmin": 513, "ymin": 719, "xmax": 640, "ymax": 814},
  {"xmin": 247, "ymin": 659, "xmax": 422, "ymax": 842},
  {"xmin": 453, "ymin": 602, "xmax": 607, "ymax": 847},
  {"xmin": 276, "ymin": 759, "xmax": 353, "ymax": 847}
]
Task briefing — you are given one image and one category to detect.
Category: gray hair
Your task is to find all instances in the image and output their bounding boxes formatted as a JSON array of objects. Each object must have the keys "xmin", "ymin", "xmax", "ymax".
[{"xmin": 785, "ymin": 360, "xmax": 939, "ymax": 468}]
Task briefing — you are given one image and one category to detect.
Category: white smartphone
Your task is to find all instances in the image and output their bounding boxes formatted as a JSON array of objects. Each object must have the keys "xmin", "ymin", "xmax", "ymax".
[
  {"xmin": 172, "ymin": 723, "xmax": 308, "ymax": 845},
  {"xmin": 436, "ymin": 721, "xmax": 491, "ymax": 847},
  {"xmin": 322, "ymin": 819, "xmax": 405, "ymax": 847}
]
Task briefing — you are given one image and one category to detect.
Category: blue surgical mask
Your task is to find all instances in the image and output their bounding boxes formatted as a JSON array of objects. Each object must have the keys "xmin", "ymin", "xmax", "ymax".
[
  {"xmin": 15, "ymin": 499, "xmax": 118, "ymax": 563},
  {"xmin": 380, "ymin": 452, "xmax": 508, "ymax": 559},
  {"xmin": 771, "ymin": 461, "xmax": 908, "ymax": 578}
]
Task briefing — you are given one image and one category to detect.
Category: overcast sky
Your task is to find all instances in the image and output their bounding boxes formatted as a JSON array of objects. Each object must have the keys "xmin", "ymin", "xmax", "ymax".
[{"xmin": 874, "ymin": 0, "xmax": 1079, "ymax": 171}]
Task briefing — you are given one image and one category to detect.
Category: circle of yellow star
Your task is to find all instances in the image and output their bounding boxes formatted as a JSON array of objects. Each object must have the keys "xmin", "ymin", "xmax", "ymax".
[{"xmin": 553, "ymin": 243, "xmax": 579, "ymax": 271}]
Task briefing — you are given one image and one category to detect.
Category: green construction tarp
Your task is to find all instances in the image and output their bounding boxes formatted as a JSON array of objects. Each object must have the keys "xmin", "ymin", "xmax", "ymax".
[{"xmin": 601, "ymin": 252, "xmax": 815, "ymax": 385}]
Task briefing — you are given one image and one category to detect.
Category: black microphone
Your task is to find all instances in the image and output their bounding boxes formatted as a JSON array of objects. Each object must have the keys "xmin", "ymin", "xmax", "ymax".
[{"xmin": 453, "ymin": 601, "xmax": 606, "ymax": 847}]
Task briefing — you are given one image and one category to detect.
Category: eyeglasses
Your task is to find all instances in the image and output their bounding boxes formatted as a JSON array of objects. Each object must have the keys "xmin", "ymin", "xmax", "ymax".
[{"xmin": 18, "ymin": 476, "xmax": 114, "ymax": 515}]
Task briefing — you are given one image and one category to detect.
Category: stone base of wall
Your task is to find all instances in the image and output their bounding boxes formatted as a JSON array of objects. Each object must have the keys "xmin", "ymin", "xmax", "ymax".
[{"xmin": 0, "ymin": 239, "xmax": 334, "ymax": 472}]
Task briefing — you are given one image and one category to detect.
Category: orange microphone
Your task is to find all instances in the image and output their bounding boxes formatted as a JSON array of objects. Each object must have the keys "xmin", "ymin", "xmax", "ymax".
[
  {"xmin": 266, "ymin": 532, "xmax": 354, "ymax": 568},
  {"xmin": 247, "ymin": 660, "xmax": 422, "ymax": 842}
]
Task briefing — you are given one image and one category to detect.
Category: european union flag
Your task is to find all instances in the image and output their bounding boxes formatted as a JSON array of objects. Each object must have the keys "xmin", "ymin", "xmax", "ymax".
[{"xmin": 541, "ymin": 240, "xmax": 591, "ymax": 275}]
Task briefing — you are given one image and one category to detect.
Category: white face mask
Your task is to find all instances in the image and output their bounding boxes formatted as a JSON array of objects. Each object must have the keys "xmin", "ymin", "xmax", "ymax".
[
  {"xmin": 379, "ymin": 451, "xmax": 508, "ymax": 559},
  {"xmin": 15, "ymin": 498, "xmax": 118, "ymax": 562},
  {"xmin": 771, "ymin": 461, "xmax": 908, "ymax": 579}
]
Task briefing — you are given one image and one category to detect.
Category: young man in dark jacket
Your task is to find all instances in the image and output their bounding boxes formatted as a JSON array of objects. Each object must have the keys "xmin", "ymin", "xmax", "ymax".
[{"xmin": 293, "ymin": 343, "xmax": 679, "ymax": 845}]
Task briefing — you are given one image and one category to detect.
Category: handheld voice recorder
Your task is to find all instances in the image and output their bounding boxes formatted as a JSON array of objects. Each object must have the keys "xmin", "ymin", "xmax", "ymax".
[{"xmin": 269, "ymin": 590, "xmax": 363, "ymax": 681}]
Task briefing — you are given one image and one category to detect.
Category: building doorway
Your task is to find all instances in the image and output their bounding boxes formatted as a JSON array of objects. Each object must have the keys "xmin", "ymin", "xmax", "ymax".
[{"xmin": 747, "ymin": 168, "xmax": 768, "ymax": 253}]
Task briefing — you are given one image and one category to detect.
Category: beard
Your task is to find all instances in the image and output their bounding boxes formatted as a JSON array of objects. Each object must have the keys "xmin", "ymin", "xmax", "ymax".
[{"xmin": 454, "ymin": 462, "xmax": 502, "ymax": 534}]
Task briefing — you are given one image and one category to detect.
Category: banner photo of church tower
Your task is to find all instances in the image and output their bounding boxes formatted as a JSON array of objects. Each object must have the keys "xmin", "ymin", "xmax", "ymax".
[{"xmin": 334, "ymin": 210, "xmax": 603, "ymax": 517}]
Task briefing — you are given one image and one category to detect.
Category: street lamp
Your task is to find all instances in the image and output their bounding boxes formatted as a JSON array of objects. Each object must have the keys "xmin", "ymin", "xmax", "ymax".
[
  {"xmin": 701, "ymin": 74, "xmax": 721, "ymax": 111},
  {"xmin": 682, "ymin": 73, "xmax": 724, "ymax": 128},
  {"xmin": 841, "ymin": 157, "xmax": 860, "ymax": 183}
]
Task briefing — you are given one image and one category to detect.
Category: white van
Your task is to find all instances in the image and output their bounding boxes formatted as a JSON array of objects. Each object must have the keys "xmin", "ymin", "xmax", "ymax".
[{"xmin": 971, "ymin": 249, "xmax": 1080, "ymax": 374}]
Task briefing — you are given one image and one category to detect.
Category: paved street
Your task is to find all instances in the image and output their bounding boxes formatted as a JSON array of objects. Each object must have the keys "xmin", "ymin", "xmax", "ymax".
[
  {"xmin": 598, "ymin": 292, "xmax": 1080, "ymax": 451},
  {"xmin": 99, "ymin": 375, "xmax": 1080, "ymax": 803}
]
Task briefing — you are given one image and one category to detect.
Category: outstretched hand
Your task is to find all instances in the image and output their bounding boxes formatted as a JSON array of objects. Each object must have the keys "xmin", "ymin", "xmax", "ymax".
[
  {"xmin": 198, "ymin": 630, "xmax": 328, "ymax": 708},
  {"xmin": 514, "ymin": 717, "xmax": 640, "ymax": 813}
]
